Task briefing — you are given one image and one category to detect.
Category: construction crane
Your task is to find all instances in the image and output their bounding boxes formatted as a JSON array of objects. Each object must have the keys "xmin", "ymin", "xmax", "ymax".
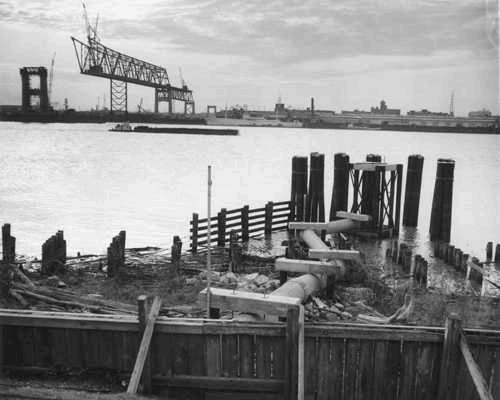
[
  {"xmin": 72, "ymin": 3, "xmax": 194, "ymax": 114},
  {"xmin": 48, "ymin": 52, "xmax": 56, "ymax": 107}
]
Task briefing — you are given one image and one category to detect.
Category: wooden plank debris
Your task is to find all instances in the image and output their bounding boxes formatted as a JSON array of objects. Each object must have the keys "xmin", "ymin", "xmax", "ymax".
[
  {"xmin": 288, "ymin": 222, "xmax": 329, "ymax": 231},
  {"xmin": 199, "ymin": 287, "xmax": 300, "ymax": 317},
  {"xmin": 335, "ymin": 211, "xmax": 372, "ymax": 222},
  {"xmin": 127, "ymin": 296, "xmax": 162, "ymax": 394},
  {"xmin": 308, "ymin": 249, "xmax": 361, "ymax": 262},
  {"xmin": 275, "ymin": 258, "xmax": 345, "ymax": 276}
]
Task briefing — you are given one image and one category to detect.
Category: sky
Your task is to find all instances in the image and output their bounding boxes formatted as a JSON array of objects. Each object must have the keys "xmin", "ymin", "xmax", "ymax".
[{"xmin": 0, "ymin": 0, "xmax": 498, "ymax": 115}]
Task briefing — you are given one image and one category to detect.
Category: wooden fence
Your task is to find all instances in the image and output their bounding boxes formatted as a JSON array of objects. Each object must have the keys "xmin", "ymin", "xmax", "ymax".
[
  {"xmin": 190, "ymin": 200, "xmax": 291, "ymax": 253},
  {"xmin": 1, "ymin": 308, "xmax": 499, "ymax": 399}
]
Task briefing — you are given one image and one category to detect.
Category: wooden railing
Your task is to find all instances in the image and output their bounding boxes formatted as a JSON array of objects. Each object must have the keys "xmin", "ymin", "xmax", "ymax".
[
  {"xmin": 190, "ymin": 200, "xmax": 291, "ymax": 253},
  {"xmin": 1, "ymin": 308, "xmax": 499, "ymax": 399}
]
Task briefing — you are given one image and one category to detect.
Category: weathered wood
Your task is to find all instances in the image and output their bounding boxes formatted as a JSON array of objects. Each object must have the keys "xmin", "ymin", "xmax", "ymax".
[
  {"xmin": 486, "ymin": 242, "xmax": 493, "ymax": 262},
  {"xmin": 335, "ymin": 211, "xmax": 371, "ymax": 222},
  {"xmin": 217, "ymin": 208, "xmax": 227, "ymax": 247},
  {"xmin": 351, "ymin": 162, "xmax": 398, "ymax": 171},
  {"xmin": 437, "ymin": 314, "xmax": 461, "ymax": 400},
  {"xmin": 264, "ymin": 202, "xmax": 273, "ymax": 235},
  {"xmin": 190, "ymin": 213, "xmax": 199, "ymax": 253},
  {"xmin": 329, "ymin": 153, "xmax": 350, "ymax": 221},
  {"xmin": 286, "ymin": 306, "xmax": 299, "ymax": 400},
  {"xmin": 459, "ymin": 332, "xmax": 495, "ymax": 400},
  {"xmin": 199, "ymin": 288, "xmax": 301, "ymax": 317},
  {"xmin": 127, "ymin": 296, "xmax": 162, "ymax": 394},
  {"xmin": 402, "ymin": 154, "xmax": 424, "ymax": 227},
  {"xmin": 306, "ymin": 152, "xmax": 325, "ymax": 223},
  {"xmin": 152, "ymin": 375, "xmax": 284, "ymax": 392},
  {"xmin": 430, "ymin": 159, "xmax": 455, "ymax": 242},
  {"xmin": 241, "ymin": 205, "xmax": 249, "ymax": 241},
  {"xmin": 308, "ymin": 249, "xmax": 361, "ymax": 262},
  {"xmin": 275, "ymin": 258, "xmax": 345, "ymax": 276}
]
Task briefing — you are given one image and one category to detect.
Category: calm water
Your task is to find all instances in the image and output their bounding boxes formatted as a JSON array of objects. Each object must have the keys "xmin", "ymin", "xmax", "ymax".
[{"xmin": 0, "ymin": 122, "xmax": 498, "ymax": 258}]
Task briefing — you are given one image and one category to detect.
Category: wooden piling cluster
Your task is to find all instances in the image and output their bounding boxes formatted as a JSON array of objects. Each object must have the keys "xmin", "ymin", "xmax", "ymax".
[
  {"xmin": 329, "ymin": 153, "xmax": 350, "ymax": 221},
  {"xmin": 432, "ymin": 240, "xmax": 475, "ymax": 280},
  {"xmin": 190, "ymin": 201, "xmax": 291, "ymax": 253},
  {"xmin": 429, "ymin": 159, "xmax": 455, "ymax": 242},
  {"xmin": 41, "ymin": 230, "xmax": 66, "ymax": 275},
  {"xmin": 349, "ymin": 159, "xmax": 403, "ymax": 236},
  {"xmin": 402, "ymin": 154, "xmax": 424, "ymax": 227},
  {"xmin": 107, "ymin": 230, "xmax": 126, "ymax": 277},
  {"xmin": 386, "ymin": 240, "xmax": 428, "ymax": 286},
  {"xmin": 1, "ymin": 223, "xmax": 16, "ymax": 264}
]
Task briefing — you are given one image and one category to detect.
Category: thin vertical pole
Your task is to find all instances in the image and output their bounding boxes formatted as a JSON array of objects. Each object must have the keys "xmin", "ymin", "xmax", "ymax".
[{"xmin": 206, "ymin": 166, "xmax": 212, "ymax": 317}]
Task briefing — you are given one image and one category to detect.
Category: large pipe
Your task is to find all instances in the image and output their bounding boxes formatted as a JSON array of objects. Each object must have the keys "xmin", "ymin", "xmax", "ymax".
[{"xmin": 270, "ymin": 229, "xmax": 345, "ymax": 303}]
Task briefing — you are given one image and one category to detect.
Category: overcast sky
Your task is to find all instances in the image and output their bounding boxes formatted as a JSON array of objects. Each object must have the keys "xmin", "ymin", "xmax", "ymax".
[{"xmin": 0, "ymin": 0, "xmax": 498, "ymax": 115}]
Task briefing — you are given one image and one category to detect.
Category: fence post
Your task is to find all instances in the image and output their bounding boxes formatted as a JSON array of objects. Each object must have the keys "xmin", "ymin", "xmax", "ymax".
[
  {"xmin": 286, "ymin": 306, "xmax": 304, "ymax": 400},
  {"xmin": 191, "ymin": 213, "xmax": 199, "ymax": 254},
  {"xmin": 486, "ymin": 242, "xmax": 493, "ymax": 262},
  {"xmin": 438, "ymin": 314, "xmax": 461, "ymax": 400},
  {"xmin": 241, "ymin": 206, "xmax": 249, "ymax": 242},
  {"xmin": 137, "ymin": 295, "xmax": 152, "ymax": 393},
  {"xmin": 217, "ymin": 208, "xmax": 227, "ymax": 247},
  {"xmin": 229, "ymin": 231, "xmax": 241, "ymax": 273},
  {"xmin": 265, "ymin": 202, "xmax": 273, "ymax": 235}
]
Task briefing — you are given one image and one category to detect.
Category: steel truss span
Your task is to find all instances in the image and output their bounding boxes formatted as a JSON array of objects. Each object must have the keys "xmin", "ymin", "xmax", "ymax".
[{"xmin": 71, "ymin": 36, "xmax": 194, "ymax": 113}]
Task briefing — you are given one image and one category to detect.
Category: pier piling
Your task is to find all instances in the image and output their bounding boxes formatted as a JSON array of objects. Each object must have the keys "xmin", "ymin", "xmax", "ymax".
[
  {"xmin": 306, "ymin": 153, "xmax": 325, "ymax": 222},
  {"xmin": 429, "ymin": 159, "xmax": 455, "ymax": 242},
  {"xmin": 403, "ymin": 154, "xmax": 424, "ymax": 227},
  {"xmin": 329, "ymin": 153, "xmax": 350, "ymax": 221},
  {"xmin": 290, "ymin": 156, "xmax": 308, "ymax": 222}
]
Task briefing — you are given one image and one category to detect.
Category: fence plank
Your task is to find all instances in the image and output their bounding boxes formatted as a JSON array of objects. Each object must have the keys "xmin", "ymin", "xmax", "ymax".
[
  {"xmin": 127, "ymin": 296, "xmax": 161, "ymax": 394},
  {"xmin": 459, "ymin": 333, "xmax": 495, "ymax": 400}
]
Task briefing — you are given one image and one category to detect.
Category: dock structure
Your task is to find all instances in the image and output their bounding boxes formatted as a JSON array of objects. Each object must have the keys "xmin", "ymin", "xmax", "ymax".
[{"xmin": 348, "ymin": 158, "xmax": 404, "ymax": 236}]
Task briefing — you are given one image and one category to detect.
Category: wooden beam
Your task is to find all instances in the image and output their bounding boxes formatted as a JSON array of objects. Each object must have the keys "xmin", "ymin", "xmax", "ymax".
[
  {"xmin": 152, "ymin": 375, "xmax": 284, "ymax": 392},
  {"xmin": 199, "ymin": 288, "xmax": 301, "ymax": 317},
  {"xmin": 351, "ymin": 162, "xmax": 398, "ymax": 171},
  {"xmin": 275, "ymin": 258, "xmax": 345, "ymax": 276},
  {"xmin": 288, "ymin": 222, "xmax": 329, "ymax": 230},
  {"xmin": 335, "ymin": 211, "xmax": 372, "ymax": 222},
  {"xmin": 298, "ymin": 305, "xmax": 305, "ymax": 400},
  {"xmin": 308, "ymin": 249, "xmax": 361, "ymax": 262},
  {"xmin": 127, "ymin": 296, "xmax": 162, "ymax": 394},
  {"xmin": 459, "ymin": 333, "xmax": 495, "ymax": 400}
]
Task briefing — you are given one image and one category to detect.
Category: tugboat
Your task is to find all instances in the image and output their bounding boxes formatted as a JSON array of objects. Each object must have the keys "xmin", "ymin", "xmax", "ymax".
[{"xmin": 109, "ymin": 122, "xmax": 132, "ymax": 132}]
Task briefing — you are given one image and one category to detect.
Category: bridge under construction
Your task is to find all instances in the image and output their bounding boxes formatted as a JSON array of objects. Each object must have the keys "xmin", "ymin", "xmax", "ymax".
[{"xmin": 71, "ymin": 33, "xmax": 194, "ymax": 114}]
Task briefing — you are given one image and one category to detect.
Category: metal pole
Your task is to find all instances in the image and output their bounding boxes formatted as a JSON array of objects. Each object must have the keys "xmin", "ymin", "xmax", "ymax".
[{"xmin": 206, "ymin": 165, "xmax": 212, "ymax": 317}]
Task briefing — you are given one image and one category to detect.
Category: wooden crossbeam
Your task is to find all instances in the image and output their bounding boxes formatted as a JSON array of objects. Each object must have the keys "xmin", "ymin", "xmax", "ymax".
[
  {"xmin": 199, "ymin": 287, "xmax": 300, "ymax": 317},
  {"xmin": 127, "ymin": 296, "xmax": 162, "ymax": 394},
  {"xmin": 275, "ymin": 258, "xmax": 344, "ymax": 275},
  {"xmin": 288, "ymin": 222, "xmax": 329, "ymax": 230},
  {"xmin": 351, "ymin": 162, "xmax": 398, "ymax": 171},
  {"xmin": 308, "ymin": 249, "xmax": 361, "ymax": 262},
  {"xmin": 335, "ymin": 211, "xmax": 372, "ymax": 222}
]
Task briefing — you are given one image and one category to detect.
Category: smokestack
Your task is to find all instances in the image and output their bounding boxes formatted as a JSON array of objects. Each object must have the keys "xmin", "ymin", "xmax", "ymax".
[{"xmin": 311, "ymin": 97, "xmax": 315, "ymax": 116}]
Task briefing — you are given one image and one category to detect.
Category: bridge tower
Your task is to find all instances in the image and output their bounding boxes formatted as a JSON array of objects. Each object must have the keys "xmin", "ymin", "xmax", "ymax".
[{"xmin": 20, "ymin": 67, "xmax": 49, "ymax": 112}]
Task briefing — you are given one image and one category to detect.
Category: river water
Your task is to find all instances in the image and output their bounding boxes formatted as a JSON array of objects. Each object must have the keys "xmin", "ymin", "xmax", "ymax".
[{"xmin": 0, "ymin": 122, "xmax": 498, "ymax": 259}]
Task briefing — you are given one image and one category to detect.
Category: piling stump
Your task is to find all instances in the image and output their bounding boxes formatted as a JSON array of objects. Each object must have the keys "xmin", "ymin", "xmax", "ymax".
[
  {"xmin": 41, "ymin": 230, "xmax": 66, "ymax": 275},
  {"xmin": 229, "ymin": 231, "xmax": 241, "ymax": 273},
  {"xmin": 107, "ymin": 231, "xmax": 126, "ymax": 277},
  {"xmin": 171, "ymin": 236, "xmax": 182, "ymax": 270}
]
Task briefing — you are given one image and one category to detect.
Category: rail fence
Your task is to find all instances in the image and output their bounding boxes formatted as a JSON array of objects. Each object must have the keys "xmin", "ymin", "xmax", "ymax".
[
  {"xmin": 1, "ymin": 308, "xmax": 499, "ymax": 400},
  {"xmin": 190, "ymin": 200, "xmax": 292, "ymax": 253}
]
